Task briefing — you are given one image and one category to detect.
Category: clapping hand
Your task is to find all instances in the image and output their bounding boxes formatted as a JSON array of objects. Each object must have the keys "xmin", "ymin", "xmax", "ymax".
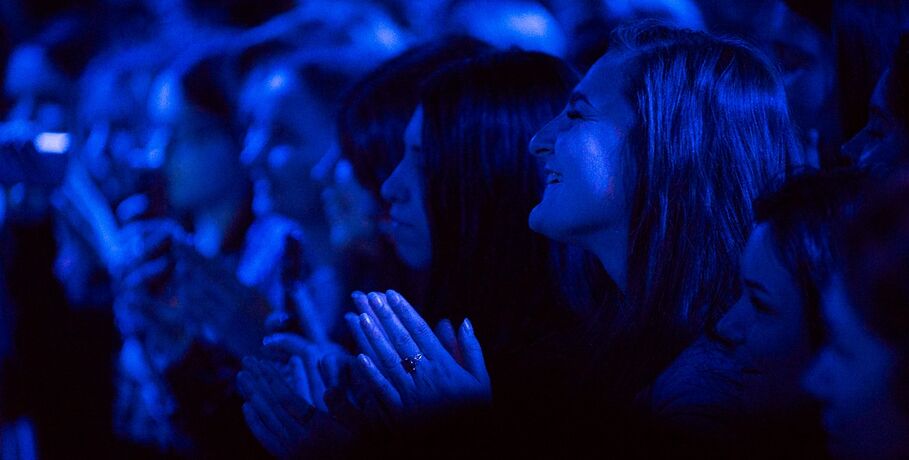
[
  {"xmin": 237, "ymin": 357, "xmax": 350, "ymax": 459},
  {"xmin": 346, "ymin": 290, "xmax": 491, "ymax": 419}
]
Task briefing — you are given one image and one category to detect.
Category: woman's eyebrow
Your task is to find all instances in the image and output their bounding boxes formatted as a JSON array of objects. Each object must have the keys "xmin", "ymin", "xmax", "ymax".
[{"xmin": 744, "ymin": 278, "xmax": 769, "ymax": 294}]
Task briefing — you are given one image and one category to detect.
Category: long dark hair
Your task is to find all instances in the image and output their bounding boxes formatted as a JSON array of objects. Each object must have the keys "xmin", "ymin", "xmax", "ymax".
[
  {"xmin": 337, "ymin": 37, "xmax": 490, "ymax": 197},
  {"xmin": 592, "ymin": 23, "xmax": 800, "ymax": 399},
  {"xmin": 334, "ymin": 37, "xmax": 489, "ymax": 297},
  {"xmin": 418, "ymin": 50, "xmax": 579, "ymax": 356}
]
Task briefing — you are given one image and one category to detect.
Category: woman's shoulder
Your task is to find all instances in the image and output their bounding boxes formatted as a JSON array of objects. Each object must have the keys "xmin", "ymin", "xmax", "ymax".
[{"xmin": 641, "ymin": 334, "xmax": 743, "ymax": 439}]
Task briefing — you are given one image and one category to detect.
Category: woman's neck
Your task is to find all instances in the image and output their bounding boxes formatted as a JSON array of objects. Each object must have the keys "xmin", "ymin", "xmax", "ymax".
[{"xmin": 586, "ymin": 226, "xmax": 629, "ymax": 294}]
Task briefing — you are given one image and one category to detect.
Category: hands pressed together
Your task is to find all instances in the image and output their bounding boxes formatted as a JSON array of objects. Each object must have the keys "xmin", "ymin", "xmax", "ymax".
[
  {"xmin": 347, "ymin": 290, "xmax": 491, "ymax": 418},
  {"xmin": 236, "ymin": 288, "xmax": 493, "ymax": 457}
]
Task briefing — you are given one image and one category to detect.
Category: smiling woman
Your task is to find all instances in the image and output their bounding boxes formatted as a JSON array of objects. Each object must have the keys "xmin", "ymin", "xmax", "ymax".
[{"xmin": 528, "ymin": 22, "xmax": 801, "ymax": 407}]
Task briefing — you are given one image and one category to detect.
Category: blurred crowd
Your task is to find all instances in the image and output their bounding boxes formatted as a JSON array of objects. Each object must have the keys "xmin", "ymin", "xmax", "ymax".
[{"xmin": 0, "ymin": 0, "xmax": 908, "ymax": 458}]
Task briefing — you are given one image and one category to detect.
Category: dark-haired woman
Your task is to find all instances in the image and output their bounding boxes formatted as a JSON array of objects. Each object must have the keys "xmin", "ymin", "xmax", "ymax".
[
  {"xmin": 315, "ymin": 36, "xmax": 491, "ymax": 304},
  {"xmin": 350, "ymin": 49, "xmax": 579, "ymax": 419},
  {"xmin": 713, "ymin": 169, "xmax": 868, "ymax": 456},
  {"xmin": 525, "ymin": 22, "xmax": 798, "ymax": 410}
]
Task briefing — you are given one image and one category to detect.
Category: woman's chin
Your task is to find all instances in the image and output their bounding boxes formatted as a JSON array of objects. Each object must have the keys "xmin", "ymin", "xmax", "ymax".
[{"xmin": 528, "ymin": 204, "xmax": 563, "ymax": 241}]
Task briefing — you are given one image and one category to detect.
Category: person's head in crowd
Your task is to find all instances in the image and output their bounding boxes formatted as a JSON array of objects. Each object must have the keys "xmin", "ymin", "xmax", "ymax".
[
  {"xmin": 700, "ymin": 1, "xmax": 834, "ymax": 167},
  {"xmin": 833, "ymin": 0, "xmax": 909, "ymax": 142},
  {"xmin": 77, "ymin": 50, "xmax": 165, "ymax": 203},
  {"xmin": 756, "ymin": 1, "xmax": 834, "ymax": 167},
  {"xmin": 841, "ymin": 33, "xmax": 909, "ymax": 172},
  {"xmin": 238, "ymin": 62, "xmax": 333, "ymax": 225},
  {"xmin": 147, "ymin": 52, "xmax": 249, "ymax": 252},
  {"xmin": 447, "ymin": 0, "xmax": 567, "ymax": 57},
  {"xmin": 805, "ymin": 172, "xmax": 909, "ymax": 459},
  {"xmin": 313, "ymin": 36, "xmax": 490, "ymax": 251},
  {"xmin": 716, "ymin": 169, "xmax": 867, "ymax": 424},
  {"xmin": 380, "ymin": 49, "xmax": 577, "ymax": 347},
  {"xmin": 3, "ymin": 13, "xmax": 102, "ymax": 127},
  {"xmin": 529, "ymin": 21, "xmax": 799, "ymax": 397}
]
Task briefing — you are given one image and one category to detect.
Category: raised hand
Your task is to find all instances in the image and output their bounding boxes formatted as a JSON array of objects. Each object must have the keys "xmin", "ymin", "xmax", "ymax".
[
  {"xmin": 237, "ymin": 357, "xmax": 349, "ymax": 459},
  {"xmin": 347, "ymin": 290, "xmax": 491, "ymax": 418},
  {"xmin": 261, "ymin": 333, "xmax": 349, "ymax": 412}
]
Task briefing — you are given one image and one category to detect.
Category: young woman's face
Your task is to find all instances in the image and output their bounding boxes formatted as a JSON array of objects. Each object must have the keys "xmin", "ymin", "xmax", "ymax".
[
  {"xmin": 716, "ymin": 224, "xmax": 813, "ymax": 415},
  {"xmin": 841, "ymin": 69, "xmax": 909, "ymax": 170},
  {"xmin": 149, "ymin": 75, "xmax": 242, "ymax": 214},
  {"xmin": 804, "ymin": 275, "xmax": 907, "ymax": 459},
  {"xmin": 379, "ymin": 107, "xmax": 431, "ymax": 269},
  {"xmin": 527, "ymin": 50, "xmax": 634, "ymax": 248}
]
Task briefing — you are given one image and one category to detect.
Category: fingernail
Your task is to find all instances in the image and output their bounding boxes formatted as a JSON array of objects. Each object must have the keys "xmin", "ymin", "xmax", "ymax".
[
  {"xmin": 357, "ymin": 354, "xmax": 372, "ymax": 367},
  {"xmin": 367, "ymin": 292, "xmax": 383, "ymax": 307},
  {"xmin": 463, "ymin": 318, "xmax": 474, "ymax": 334},
  {"xmin": 351, "ymin": 291, "xmax": 365, "ymax": 299},
  {"xmin": 386, "ymin": 289, "xmax": 401, "ymax": 304},
  {"xmin": 359, "ymin": 313, "xmax": 372, "ymax": 327}
]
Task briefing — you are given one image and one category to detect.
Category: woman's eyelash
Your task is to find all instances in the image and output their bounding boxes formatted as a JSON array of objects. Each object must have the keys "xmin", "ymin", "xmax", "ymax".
[
  {"xmin": 566, "ymin": 110, "xmax": 583, "ymax": 120},
  {"xmin": 750, "ymin": 295, "xmax": 774, "ymax": 314}
]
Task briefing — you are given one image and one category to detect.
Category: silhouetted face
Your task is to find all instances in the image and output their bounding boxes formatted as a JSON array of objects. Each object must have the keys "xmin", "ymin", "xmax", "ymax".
[
  {"xmin": 841, "ymin": 69, "xmax": 909, "ymax": 171},
  {"xmin": 240, "ymin": 68, "xmax": 331, "ymax": 221},
  {"xmin": 528, "ymin": 50, "xmax": 634, "ymax": 249},
  {"xmin": 380, "ymin": 107, "xmax": 431, "ymax": 269},
  {"xmin": 149, "ymin": 74, "xmax": 242, "ymax": 214},
  {"xmin": 716, "ymin": 224, "xmax": 813, "ymax": 415},
  {"xmin": 805, "ymin": 275, "xmax": 907, "ymax": 459}
]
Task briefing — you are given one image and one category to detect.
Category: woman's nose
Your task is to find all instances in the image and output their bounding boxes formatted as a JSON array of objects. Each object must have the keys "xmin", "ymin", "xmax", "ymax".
[
  {"xmin": 380, "ymin": 163, "xmax": 407, "ymax": 204},
  {"xmin": 715, "ymin": 300, "xmax": 748, "ymax": 348},
  {"xmin": 529, "ymin": 119, "xmax": 556, "ymax": 158}
]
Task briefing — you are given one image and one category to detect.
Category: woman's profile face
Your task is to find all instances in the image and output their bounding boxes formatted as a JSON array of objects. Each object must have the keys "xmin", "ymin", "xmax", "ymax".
[
  {"xmin": 715, "ymin": 224, "xmax": 813, "ymax": 415},
  {"xmin": 527, "ymin": 50, "xmax": 634, "ymax": 248},
  {"xmin": 380, "ymin": 107, "xmax": 431, "ymax": 269},
  {"xmin": 841, "ymin": 69, "xmax": 909, "ymax": 170},
  {"xmin": 804, "ymin": 275, "xmax": 906, "ymax": 459},
  {"xmin": 149, "ymin": 76, "xmax": 241, "ymax": 213}
]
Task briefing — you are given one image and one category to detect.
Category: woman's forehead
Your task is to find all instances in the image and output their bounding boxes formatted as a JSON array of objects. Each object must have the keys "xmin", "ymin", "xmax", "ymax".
[{"xmin": 576, "ymin": 51, "xmax": 635, "ymax": 107}]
